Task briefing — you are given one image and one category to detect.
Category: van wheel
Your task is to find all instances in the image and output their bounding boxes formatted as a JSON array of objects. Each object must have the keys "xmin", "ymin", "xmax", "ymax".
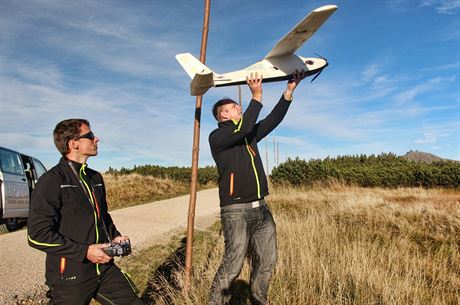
[{"xmin": 0, "ymin": 218, "xmax": 19, "ymax": 233}]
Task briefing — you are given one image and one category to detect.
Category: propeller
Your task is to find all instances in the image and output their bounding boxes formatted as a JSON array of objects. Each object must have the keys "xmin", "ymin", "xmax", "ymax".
[{"xmin": 311, "ymin": 53, "xmax": 328, "ymax": 82}]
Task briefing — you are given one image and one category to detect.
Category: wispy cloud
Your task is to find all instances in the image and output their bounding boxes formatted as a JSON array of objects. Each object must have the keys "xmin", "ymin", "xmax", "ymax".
[
  {"xmin": 414, "ymin": 122, "xmax": 454, "ymax": 146},
  {"xmin": 419, "ymin": 0, "xmax": 460, "ymax": 14},
  {"xmin": 415, "ymin": 131, "xmax": 440, "ymax": 144},
  {"xmin": 422, "ymin": 62, "xmax": 460, "ymax": 72},
  {"xmin": 385, "ymin": 0, "xmax": 460, "ymax": 14},
  {"xmin": 358, "ymin": 61, "xmax": 418, "ymax": 101},
  {"xmin": 394, "ymin": 76, "xmax": 456, "ymax": 103},
  {"xmin": 1, "ymin": 1, "xmax": 189, "ymax": 79}
]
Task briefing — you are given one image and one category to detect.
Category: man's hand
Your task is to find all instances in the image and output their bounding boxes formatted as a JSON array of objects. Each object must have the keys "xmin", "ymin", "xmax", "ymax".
[
  {"xmin": 86, "ymin": 243, "xmax": 112, "ymax": 264},
  {"xmin": 246, "ymin": 72, "xmax": 263, "ymax": 102},
  {"xmin": 112, "ymin": 235, "xmax": 129, "ymax": 244},
  {"xmin": 284, "ymin": 69, "xmax": 307, "ymax": 101}
]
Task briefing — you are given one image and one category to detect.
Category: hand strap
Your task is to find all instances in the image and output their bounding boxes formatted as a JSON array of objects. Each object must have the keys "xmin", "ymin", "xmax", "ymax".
[{"xmin": 67, "ymin": 160, "xmax": 112, "ymax": 243}]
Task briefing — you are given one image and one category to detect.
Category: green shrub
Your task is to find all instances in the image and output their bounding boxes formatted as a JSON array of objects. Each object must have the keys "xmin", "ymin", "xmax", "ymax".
[
  {"xmin": 270, "ymin": 153, "xmax": 460, "ymax": 188},
  {"xmin": 106, "ymin": 164, "xmax": 218, "ymax": 185}
]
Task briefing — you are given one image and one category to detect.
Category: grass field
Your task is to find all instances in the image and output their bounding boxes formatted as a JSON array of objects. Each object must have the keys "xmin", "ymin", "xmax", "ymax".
[
  {"xmin": 103, "ymin": 173, "xmax": 216, "ymax": 210},
  {"xmin": 119, "ymin": 185, "xmax": 460, "ymax": 305},
  {"xmin": 103, "ymin": 173, "xmax": 191, "ymax": 210}
]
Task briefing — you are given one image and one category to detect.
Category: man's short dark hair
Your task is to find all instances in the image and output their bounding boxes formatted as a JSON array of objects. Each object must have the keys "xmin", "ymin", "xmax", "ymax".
[
  {"xmin": 212, "ymin": 98, "xmax": 237, "ymax": 120},
  {"xmin": 53, "ymin": 119, "xmax": 90, "ymax": 155}
]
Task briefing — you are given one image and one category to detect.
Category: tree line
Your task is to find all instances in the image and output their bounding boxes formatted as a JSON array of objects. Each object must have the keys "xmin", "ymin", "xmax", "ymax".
[
  {"xmin": 270, "ymin": 153, "xmax": 460, "ymax": 188},
  {"xmin": 106, "ymin": 164, "xmax": 218, "ymax": 186},
  {"xmin": 106, "ymin": 153, "xmax": 459, "ymax": 188}
]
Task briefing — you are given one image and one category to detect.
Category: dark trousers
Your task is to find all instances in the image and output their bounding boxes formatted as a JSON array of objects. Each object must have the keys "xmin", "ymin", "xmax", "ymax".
[
  {"xmin": 47, "ymin": 264, "xmax": 143, "ymax": 305},
  {"xmin": 209, "ymin": 203, "xmax": 277, "ymax": 305}
]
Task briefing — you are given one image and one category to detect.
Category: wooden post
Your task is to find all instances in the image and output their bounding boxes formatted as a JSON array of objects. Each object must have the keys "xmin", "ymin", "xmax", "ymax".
[{"xmin": 183, "ymin": 0, "xmax": 211, "ymax": 294}]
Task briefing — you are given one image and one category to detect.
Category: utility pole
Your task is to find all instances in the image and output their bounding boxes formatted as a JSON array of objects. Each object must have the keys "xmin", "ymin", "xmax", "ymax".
[
  {"xmin": 184, "ymin": 0, "xmax": 211, "ymax": 294},
  {"xmin": 276, "ymin": 141, "xmax": 279, "ymax": 166},
  {"xmin": 273, "ymin": 136, "xmax": 276, "ymax": 171},
  {"xmin": 265, "ymin": 138, "xmax": 269, "ymax": 175},
  {"xmin": 238, "ymin": 85, "xmax": 242, "ymax": 107}
]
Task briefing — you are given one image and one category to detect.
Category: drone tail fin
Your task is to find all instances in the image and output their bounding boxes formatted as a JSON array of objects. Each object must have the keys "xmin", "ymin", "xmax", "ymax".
[{"xmin": 175, "ymin": 53, "xmax": 214, "ymax": 96}]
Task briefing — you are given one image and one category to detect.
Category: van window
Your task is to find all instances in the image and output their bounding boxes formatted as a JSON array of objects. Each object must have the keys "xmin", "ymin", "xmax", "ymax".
[
  {"xmin": 33, "ymin": 158, "xmax": 47, "ymax": 178},
  {"xmin": 0, "ymin": 149, "xmax": 24, "ymax": 176}
]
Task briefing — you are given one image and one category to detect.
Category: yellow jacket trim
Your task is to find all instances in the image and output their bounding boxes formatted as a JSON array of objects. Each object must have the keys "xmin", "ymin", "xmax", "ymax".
[
  {"xmin": 28, "ymin": 235, "xmax": 61, "ymax": 247},
  {"xmin": 233, "ymin": 117, "xmax": 243, "ymax": 133},
  {"xmin": 80, "ymin": 164, "xmax": 101, "ymax": 275},
  {"xmin": 245, "ymin": 138, "xmax": 261, "ymax": 199}
]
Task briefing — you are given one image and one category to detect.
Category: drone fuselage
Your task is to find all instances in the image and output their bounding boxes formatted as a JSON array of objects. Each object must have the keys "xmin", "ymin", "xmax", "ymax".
[{"xmin": 213, "ymin": 55, "xmax": 327, "ymax": 87}]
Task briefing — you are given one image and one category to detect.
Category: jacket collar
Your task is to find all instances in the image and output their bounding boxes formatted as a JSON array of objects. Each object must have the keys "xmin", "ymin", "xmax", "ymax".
[
  {"xmin": 218, "ymin": 118, "xmax": 241, "ymax": 128},
  {"xmin": 59, "ymin": 157, "xmax": 85, "ymax": 172}
]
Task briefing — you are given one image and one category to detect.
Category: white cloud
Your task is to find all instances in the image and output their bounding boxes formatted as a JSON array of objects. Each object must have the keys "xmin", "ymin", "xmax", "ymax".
[
  {"xmin": 394, "ymin": 76, "xmax": 456, "ymax": 103},
  {"xmin": 362, "ymin": 64, "xmax": 380, "ymax": 81},
  {"xmin": 385, "ymin": 0, "xmax": 460, "ymax": 14},
  {"xmin": 422, "ymin": 62, "xmax": 460, "ymax": 71},
  {"xmin": 1, "ymin": 1, "xmax": 190, "ymax": 79},
  {"xmin": 414, "ymin": 124, "xmax": 452, "ymax": 145},
  {"xmin": 419, "ymin": 0, "xmax": 460, "ymax": 14},
  {"xmin": 415, "ymin": 131, "xmax": 438, "ymax": 144}
]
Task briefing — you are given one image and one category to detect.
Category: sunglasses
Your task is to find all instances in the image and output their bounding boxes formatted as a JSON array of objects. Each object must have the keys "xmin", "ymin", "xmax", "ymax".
[{"xmin": 74, "ymin": 131, "xmax": 95, "ymax": 141}]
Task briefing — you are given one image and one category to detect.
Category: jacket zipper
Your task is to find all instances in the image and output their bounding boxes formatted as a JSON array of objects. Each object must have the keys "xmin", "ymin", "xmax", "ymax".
[
  {"xmin": 60, "ymin": 257, "xmax": 66, "ymax": 280},
  {"xmin": 245, "ymin": 138, "xmax": 261, "ymax": 199},
  {"xmin": 229, "ymin": 172, "xmax": 234, "ymax": 196},
  {"xmin": 80, "ymin": 165, "xmax": 101, "ymax": 275}
]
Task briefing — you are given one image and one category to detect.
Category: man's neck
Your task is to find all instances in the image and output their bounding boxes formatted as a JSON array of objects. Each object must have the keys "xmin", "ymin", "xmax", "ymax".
[{"xmin": 65, "ymin": 153, "xmax": 89, "ymax": 165}]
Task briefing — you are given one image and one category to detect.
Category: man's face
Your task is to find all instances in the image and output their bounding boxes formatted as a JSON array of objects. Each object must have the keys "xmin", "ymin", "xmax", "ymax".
[
  {"xmin": 218, "ymin": 102, "xmax": 242, "ymax": 121},
  {"xmin": 73, "ymin": 124, "xmax": 99, "ymax": 157}
]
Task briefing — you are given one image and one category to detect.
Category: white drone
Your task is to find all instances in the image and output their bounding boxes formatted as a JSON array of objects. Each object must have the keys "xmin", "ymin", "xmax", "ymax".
[{"xmin": 176, "ymin": 4, "xmax": 338, "ymax": 96}]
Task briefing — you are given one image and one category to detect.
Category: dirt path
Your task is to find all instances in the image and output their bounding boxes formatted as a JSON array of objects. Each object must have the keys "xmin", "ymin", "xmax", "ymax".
[{"xmin": 0, "ymin": 188, "xmax": 220, "ymax": 304}]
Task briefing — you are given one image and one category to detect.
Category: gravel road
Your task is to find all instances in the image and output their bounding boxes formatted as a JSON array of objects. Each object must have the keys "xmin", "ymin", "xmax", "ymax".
[{"xmin": 0, "ymin": 188, "xmax": 220, "ymax": 304}]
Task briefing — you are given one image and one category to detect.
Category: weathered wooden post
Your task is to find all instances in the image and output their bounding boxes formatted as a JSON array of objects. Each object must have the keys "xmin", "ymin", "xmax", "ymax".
[{"xmin": 183, "ymin": 0, "xmax": 211, "ymax": 294}]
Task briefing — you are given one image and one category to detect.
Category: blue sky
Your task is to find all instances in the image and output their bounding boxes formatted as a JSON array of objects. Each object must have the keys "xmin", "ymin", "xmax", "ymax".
[{"xmin": 1, "ymin": 0, "xmax": 459, "ymax": 172}]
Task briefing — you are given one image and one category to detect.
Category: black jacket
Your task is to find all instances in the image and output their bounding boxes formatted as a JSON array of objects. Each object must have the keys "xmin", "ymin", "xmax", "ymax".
[
  {"xmin": 209, "ymin": 95, "xmax": 291, "ymax": 206},
  {"xmin": 28, "ymin": 157, "xmax": 120, "ymax": 286}
]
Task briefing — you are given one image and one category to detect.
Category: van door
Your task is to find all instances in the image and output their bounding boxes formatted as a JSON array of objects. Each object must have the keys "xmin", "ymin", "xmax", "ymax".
[
  {"xmin": 0, "ymin": 148, "xmax": 29, "ymax": 218},
  {"xmin": 32, "ymin": 157, "xmax": 47, "ymax": 182},
  {"xmin": 21, "ymin": 155, "xmax": 47, "ymax": 193}
]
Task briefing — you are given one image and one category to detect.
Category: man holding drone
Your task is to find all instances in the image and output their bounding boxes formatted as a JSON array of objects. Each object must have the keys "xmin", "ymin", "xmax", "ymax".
[{"xmin": 209, "ymin": 70, "xmax": 306, "ymax": 305}]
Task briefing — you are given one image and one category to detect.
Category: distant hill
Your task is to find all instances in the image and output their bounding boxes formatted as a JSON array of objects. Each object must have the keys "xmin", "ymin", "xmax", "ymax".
[{"xmin": 402, "ymin": 150, "xmax": 455, "ymax": 163}]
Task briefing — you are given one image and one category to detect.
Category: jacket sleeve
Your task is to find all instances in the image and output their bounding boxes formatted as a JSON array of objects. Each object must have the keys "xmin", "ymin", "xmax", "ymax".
[
  {"xmin": 27, "ymin": 172, "xmax": 88, "ymax": 262},
  {"xmin": 209, "ymin": 99, "xmax": 263, "ymax": 153},
  {"xmin": 254, "ymin": 94, "xmax": 292, "ymax": 142},
  {"xmin": 105, "ymin": 212, "xmax": 121, "ymax": 241}
]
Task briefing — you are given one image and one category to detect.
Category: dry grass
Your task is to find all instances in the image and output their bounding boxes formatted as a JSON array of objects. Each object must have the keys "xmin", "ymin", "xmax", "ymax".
[
  {"xmin": 267, "ymin": 186, "xmax": 460, "ymax": 305},
  {"xmin": 123, "ymin": 186, "xmax": 460, "ymax": 305},
  {"xmin": 103, "ymin": 173, "xmax": 190, "ymax": 210}
]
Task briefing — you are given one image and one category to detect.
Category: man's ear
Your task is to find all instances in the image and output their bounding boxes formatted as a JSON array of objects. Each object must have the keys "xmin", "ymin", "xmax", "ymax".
[
  {"xmin": 68, "ymin": 139, "xmax": 79, "ymax": 151},
  {"xmin": 219, "ymin": 111, "xmax": 229, "ymax": 121}
]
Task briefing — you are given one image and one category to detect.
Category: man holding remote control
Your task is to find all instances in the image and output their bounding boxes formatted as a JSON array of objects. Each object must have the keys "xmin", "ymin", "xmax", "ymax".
[{"xmin": 28, "ymin": 119, "xmax": 142, "ymax": 305}]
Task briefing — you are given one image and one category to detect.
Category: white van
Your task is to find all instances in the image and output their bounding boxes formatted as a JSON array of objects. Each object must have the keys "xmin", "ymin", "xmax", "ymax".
[{"xmin": 0, "ymin": 146, "xmax": 47, "ymax": 232}]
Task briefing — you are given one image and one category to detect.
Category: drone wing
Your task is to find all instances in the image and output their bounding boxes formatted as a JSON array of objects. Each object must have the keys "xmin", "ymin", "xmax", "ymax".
[{"xmin": 265, "ymin": 5, "xmax": 337, "ymax": 59}]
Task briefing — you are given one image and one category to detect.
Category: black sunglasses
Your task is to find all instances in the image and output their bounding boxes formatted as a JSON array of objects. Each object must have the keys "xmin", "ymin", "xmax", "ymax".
[{"xmin": 74, "ymin": 131, "xmax": 95, "ymax": 140}]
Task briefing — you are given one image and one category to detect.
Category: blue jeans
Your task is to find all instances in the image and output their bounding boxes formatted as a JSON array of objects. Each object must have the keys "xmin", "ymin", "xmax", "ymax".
[{"xmin": 209, "ymin": 203, "xmax": 277, "ymax": 305}]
